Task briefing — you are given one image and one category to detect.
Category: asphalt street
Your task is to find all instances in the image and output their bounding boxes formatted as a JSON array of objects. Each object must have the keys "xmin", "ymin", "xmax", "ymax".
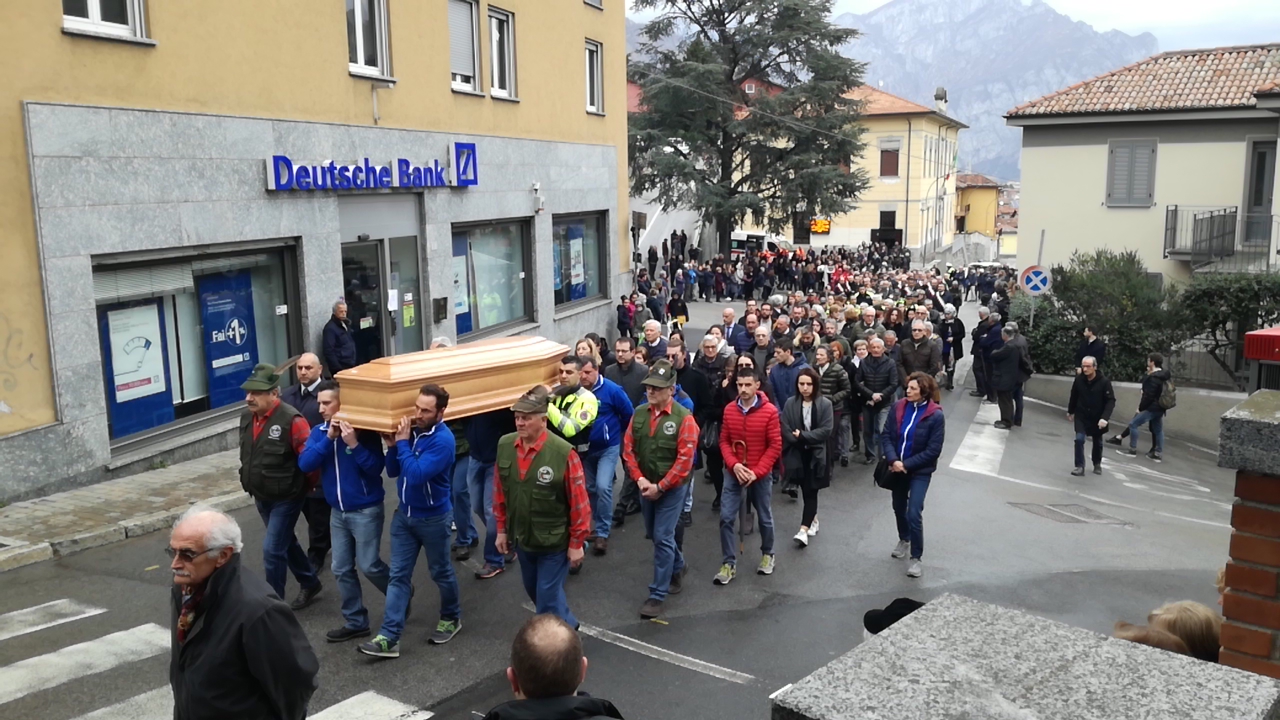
[{"xmin": 0, "ymin": 298, "xmax": 1234, "ymax": 720}]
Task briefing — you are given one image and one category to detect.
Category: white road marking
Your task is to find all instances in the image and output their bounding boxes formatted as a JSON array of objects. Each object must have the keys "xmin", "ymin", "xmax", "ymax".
[
  {"xmin": 0, "ymin": 599, "xmax": 107, "ymax": 643},
  {"xmin": 949, "ymin": 403, "xmax": 1007, "ymax": 476},
  {"xmin": 0, "ymin": 624, "xmax": 169, "ymax": 705},
  {"xmin": 72, "ymin": 687, "xmax": 171, "ymax": 720},
  {"xmin": 310, "ymin": 691, "xmax": 434, "ymax": 719},
  {"xmin": 520, "ymin": 602, "xmax": 756, "ymax": 685}
]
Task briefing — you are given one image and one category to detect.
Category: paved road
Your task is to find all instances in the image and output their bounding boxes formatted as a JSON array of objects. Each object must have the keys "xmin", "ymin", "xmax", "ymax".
[{"xmin": 0, "ymin": 298, "xmax": 1233, "ymax": 720}]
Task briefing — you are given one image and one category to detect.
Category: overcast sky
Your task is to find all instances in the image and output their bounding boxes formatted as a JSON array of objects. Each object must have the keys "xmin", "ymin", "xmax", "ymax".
[{"xmin": 627, "ymin": 0, "xmax": 1280, "ymax": 53}]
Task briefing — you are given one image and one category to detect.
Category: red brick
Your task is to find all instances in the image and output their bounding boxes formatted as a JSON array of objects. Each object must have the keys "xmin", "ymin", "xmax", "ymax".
[
  {"xmin": 1221, "ymin": 649, "xmax": 1280, "ymax": 679},
  {"xmin": 1231, "ymin": 533, "xmax": 1280, "ymax": 567},
  {"xmin": 1224, "ymin": 591, "xmax": 1280, "ymax": 631},
  {"xmin": 1237, "ymin": 472, "xmax": 1280, "ymax": 506},
  {"xmin": 1227, "ymin": 562, "xmax": 1280, "ymax": 597},
  {"xmin": 1221, "ymin": 621, "xmax": 1276, "ymax": 658},
  {"xmin": 1233, "ymin": 503, "xmax": 1280, "ymax": 539}
]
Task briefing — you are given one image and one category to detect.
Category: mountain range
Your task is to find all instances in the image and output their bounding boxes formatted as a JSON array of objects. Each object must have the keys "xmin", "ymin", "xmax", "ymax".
[{"xmin": 626, "ymin": 0, "xmax": 1160, "ymax": 181}]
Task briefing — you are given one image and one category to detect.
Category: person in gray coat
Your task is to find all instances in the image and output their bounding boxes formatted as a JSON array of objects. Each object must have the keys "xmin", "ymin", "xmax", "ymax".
[
  {"xmin": 780, "ymin": 368, "xmax": 833, "ymax": 548},
  {"xmin": 989, "ymin": 328, "xmax": 1022, "ymax": 429}
]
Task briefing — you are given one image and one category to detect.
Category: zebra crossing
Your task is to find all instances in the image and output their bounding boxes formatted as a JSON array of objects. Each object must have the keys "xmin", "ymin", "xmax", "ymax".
[{"xmin": 0, "ymin": 598, "xmax": 434, "ymax": 719}]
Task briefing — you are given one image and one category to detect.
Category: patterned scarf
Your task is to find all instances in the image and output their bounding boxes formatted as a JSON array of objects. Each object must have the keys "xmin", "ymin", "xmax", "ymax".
[{"xmin": 177, "ymin": 584, "xmax": 206, "ymax": 644}]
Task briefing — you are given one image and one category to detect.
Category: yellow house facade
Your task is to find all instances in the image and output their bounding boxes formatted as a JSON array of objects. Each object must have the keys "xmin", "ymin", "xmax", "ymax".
[
  {"xmin": 808, "ymin": 87, "xmax": 966, "ymax": 259},
  {"xmin": 0, "ymin": 1, "xmax": 628, "ymax": 499},
  {"xmin": 956, "ymin": 174, "xmax": 1001, "ymax": 239}
]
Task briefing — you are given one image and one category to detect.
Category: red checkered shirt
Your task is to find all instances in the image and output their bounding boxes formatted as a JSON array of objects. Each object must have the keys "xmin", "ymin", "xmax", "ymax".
[
  {"xmin": 623, "ymin": 401, "xmax": 700, "ymax": 493},
  {"xmin": 251, "ymin": 399, "xmax": 310, "ymax": 454},
  {"xmin": 492, "ymin": 430, "xmax": 591, "ymax": 551}
]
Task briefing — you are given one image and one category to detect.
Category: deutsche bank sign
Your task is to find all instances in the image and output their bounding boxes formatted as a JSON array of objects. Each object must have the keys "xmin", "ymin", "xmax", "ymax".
[{"xmin": 265, "ymin": 142, "xmax": 479, "ymax": 191}]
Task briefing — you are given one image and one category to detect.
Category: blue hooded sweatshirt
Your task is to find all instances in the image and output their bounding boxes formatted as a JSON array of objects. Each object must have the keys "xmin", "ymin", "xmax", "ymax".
[
  {"xmin": 880, "ymin": 399, "xmax": 946, "ymax": 479},
  {"xmin": 587, "ymin": 375, "xmax": 635, "ymax": 454},
  {"xmin": 385, "ymin": 421, "xmax": 455, "ymax": 518},
  {"xmin": 298, "ymin": 422, "xmax": 386, "ymax": 513}
]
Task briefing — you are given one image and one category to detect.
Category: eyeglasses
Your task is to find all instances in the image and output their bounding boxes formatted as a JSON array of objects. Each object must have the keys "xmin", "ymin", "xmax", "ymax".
[{"xmin": 165, "ymin": 546, "xmax": 218, "ymax": 562}]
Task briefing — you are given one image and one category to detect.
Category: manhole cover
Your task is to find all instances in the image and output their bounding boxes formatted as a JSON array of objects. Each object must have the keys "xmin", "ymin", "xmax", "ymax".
[{"xmin": 1009, "ymin": 503, "xmax": 1086, "ymax": 523}]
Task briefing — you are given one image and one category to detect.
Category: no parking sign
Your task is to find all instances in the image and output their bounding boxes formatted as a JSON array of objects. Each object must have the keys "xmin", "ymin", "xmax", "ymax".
[{"xmin": 1019, "ymin": 265, "xmax": 1052, "ymax": 296}]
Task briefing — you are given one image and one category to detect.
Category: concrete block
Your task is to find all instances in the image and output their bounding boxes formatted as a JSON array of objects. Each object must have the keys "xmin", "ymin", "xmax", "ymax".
[
  {"xmin": 26, "ymin": 104, "xmax": 116, "ymax": 158},
  {"xmin": 204, "ymin": 491, "xmax": 253, "ymax": 513},
  {"xmin": 48, "ymin": 525, "xmax": 126, "ymax": 557},
  {"xmin": 0, "ymin": 543, "xmax": 54, "ymax": 573},
  {"xmin": 42, "ymin": 255, "xmax": 95, "ymax": 315},
  {"xmin": 771, "ymin": 594, "xmax": 1280, "ymax": 720},
  {"xmin": 55, "ymin": 360, "xmax": 109, "ymax": 423},
  {"xmin": 1220, "ymin": 391, "xmax": 1280, "ymax": 476},
  {"xmin": 217, "ymin": 116, "xmax": 275, "ymax": 160},
  {"xmin": 120, "ymin": 509, "xmax": 182, "ymax": 538},
  {"xmin": 48, "ymin": 309, "xmax": 99, "ymax": 376},
  {"xmin": 40, "ymin": 202, "xmax": 182, "ymax": 258}
]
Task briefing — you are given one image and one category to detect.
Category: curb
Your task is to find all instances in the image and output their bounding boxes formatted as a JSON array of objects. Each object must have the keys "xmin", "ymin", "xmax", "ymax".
[{"xmin": 1, "ymin": 491, "xmax": 254, "ymax": 574}]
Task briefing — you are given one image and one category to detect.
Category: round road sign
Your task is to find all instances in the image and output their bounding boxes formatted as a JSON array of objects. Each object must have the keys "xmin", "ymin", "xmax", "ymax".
[{"xmin": 1019, "ymin": 266, "xmax": 1052, "ymax": 296}]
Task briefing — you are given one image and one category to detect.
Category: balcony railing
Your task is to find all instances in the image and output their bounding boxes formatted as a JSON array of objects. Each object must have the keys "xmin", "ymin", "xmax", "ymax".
[{"xmin": 1164, "ymin": 205, "xmax": 1278, "ymax": 273}]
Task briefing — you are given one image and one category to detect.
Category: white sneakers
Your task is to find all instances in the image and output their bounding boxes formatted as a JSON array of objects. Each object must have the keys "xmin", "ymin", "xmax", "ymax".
[
  {"xmin": 793, "ymin": 529, "xmax": 809, "ymax": 547},
  {"xmin": 808, "ymin": 519, "xmax": 819, "ymax": 536},
  {"xmin": 906, "ymin": 560, "xmax": 923, "ymax": 578},
  {"xmin": 891, "ymin": 540, "xmax": 910, "ymax": 559}
]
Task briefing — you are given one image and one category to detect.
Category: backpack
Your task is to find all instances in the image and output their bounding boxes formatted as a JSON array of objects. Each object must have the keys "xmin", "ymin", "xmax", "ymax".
[{"xmin": 1158, "ymin": 377, "xmax": 1177, "ymax": 410}]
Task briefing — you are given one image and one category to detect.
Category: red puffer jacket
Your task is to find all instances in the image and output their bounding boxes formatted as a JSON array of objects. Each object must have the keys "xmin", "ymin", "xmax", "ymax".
[{"xmin": 719, "ymin": 392, "xmax": 782, "ymax": 480}]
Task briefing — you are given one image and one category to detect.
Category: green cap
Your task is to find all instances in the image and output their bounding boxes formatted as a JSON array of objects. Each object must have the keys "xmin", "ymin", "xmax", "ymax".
[
  {"xmin": 511, "ymin": 385, "xmax": 550, "ymax": 414},
  {"xmin": 239, "ymin": 363, "xmax": 281, "ymax": 391},
  {"xmin": 642, "ymin": 359, "xmax": 677, "ymax": 388}
]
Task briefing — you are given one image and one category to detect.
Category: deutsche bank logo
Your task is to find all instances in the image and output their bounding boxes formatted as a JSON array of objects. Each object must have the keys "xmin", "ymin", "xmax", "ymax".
[
  {"xmin": 225, "ymin": 317, "xmax": 249, "ymax": 347},
  {"xmin": 450, "ymin": 142, "xmax": 479, "ymax": 187}
]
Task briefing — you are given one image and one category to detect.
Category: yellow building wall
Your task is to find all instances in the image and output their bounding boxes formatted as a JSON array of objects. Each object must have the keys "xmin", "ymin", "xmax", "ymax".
[
  {"xmin": 958, "ymin": 186, "xmax": 999, "ymax": 238},
  {"xmin": 0, "ymin": 1, "xmax": 627, "ymax": 437}
]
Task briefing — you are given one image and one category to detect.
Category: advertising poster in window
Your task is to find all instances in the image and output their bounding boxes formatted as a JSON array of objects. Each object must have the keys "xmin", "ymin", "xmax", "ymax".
[
  {"xmin": 198, "ymin": 270, "xmax": 259, "ymax": 410},
  {"xmin": 553, "ymin": 240, "xmax": 563, "ymax": 291},
  {"xmin": 107, "ymin": 304, "xmax": 168, "ymax": 403},
  {"xmin": 453, "ymin": 235, "xmax": 473, "ymax": 336},
  {"xmin": 568, "ymin": 224, "xmax": 587, "ymax": 301}
]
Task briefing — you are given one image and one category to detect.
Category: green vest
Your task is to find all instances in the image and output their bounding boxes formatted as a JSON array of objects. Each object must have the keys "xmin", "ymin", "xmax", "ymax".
[
  {"xmin": 630, "ymin": 402, "xmax": 693, "ymax": 487},
  {"xmin": 239, "ymin": 402, "xmax": 307, "ymax": 502},
  {"xmin": 496, "ymin": 432, "xmax": 573, "ymax": 553}
]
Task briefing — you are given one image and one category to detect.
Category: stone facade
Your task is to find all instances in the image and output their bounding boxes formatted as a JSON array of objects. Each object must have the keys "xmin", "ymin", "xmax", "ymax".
[{"xmin": 4, "ymin": 102, "xmax": 621, "ymax": 501}]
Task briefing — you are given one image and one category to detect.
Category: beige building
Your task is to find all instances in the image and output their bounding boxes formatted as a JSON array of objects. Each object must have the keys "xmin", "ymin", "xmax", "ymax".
[
  {"xmin": 1006, "ymin": 45, "xmax": 1280, "ymax": 280},
  {"xmin": 807, "ymin": 86, "xmax": 967, "ymax": 260}
]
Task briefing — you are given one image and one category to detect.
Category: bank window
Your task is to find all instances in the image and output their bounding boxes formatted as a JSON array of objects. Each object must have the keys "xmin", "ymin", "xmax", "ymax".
[
  {"xmin": 63, "ymin": 0, "xmax": 147, "ymax": 39},
  {"xmin": 346, "ymin": 0, "xmax": 390, "ymax": 78},
  {"xmin": 553, "ymin": 214, "xmax": 607, "ymax": 306},
  {"xmin": 453, "ymin": 221, "xmax": 533, "ymax": 337},
  {"xmin": 585, "ymin": 40, "xmax": 604, "ymax": 113},
  {"xmin": 489, "ymin": 7, "xmax": 515, "ymax": 98},
  {"xmin": 449, "ymin": 0, "xmax": 481, "ymax": 92},
  {"xmin": 93, "ymin": 251, "xmax": 295, "ymax": 442}
]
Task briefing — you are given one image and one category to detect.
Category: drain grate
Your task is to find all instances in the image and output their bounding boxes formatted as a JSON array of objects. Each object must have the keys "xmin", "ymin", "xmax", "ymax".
[{"xmin": 1009, "ymin": 503, "xmax": 1131, "ymax": 526}]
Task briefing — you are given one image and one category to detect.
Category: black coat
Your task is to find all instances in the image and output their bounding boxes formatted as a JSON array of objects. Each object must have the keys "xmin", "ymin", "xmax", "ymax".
[
  {"xmin": 675, "ymin": 363, "xmax": 712, "ymax": 425},
  {"xmin": 1138, "ymin": 368, "xmax": 1172, "ymax": 413},
  {"xmin": 604, "ymin": 360, "xmax": 648, "ymax": 407},
  {"xmin": 780, "ymin": 396, "xmax": 834, "ymax": 489},
  {"xmin": 1068, "ymin": 371, "xmax": 1117, "ymax": 431},
  {"xmin": 170, "ymin": 555, "xmax": 318, "ymax": 720},
  {"xmin": 482, "ymin": 693, "xmax": 624, "ymax": 720},
  {"xmin": 989, "ymin": 341, "xmax": 1021, "ymax": 393},
  {"xmin": 322, "ymin": 315, "xmax": 357, "ymax": 373}
]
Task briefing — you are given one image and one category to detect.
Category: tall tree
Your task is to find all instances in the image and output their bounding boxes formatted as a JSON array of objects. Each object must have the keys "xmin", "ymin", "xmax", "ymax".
[{"xmin": 629, "ymin": 0, "xmax": 869, "ymax": 255}]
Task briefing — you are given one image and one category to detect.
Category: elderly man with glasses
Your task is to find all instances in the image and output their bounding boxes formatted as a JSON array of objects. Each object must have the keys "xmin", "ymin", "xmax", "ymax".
[
  {"xmin": 897, "ymin": 320, "xmax": 942, "ymax": 387},
  {"xmin": 168, "ymin": 505, "xmax": 318, "ymax": 720}
]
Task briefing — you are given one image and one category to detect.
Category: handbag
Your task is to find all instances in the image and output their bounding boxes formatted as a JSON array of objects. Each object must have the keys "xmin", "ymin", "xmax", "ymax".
[
  {"xmin": 873, "ymin": 457, "xmax": 907, "ymax": 491},
  {"xmin": 699, "ymin": 419, "xmax": 721, "ymax": 452}
]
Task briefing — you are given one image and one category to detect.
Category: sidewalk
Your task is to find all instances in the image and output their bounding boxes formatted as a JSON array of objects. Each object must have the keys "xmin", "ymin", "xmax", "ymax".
[{"xmin": 0, "ymin": 450, "xmax": 250, "ymax": 572}]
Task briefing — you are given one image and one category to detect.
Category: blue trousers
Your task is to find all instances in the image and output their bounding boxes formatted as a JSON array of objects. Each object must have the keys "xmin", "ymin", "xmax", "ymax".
[
  {"xmin": 452, "ymin": 456, "xmax": 478, "ymax": 547},
  {"xmin": 379, "ymin": 509, "xmax": 460, "ymax": 643},
  {"xmin": 718, "ymin": 470, "xmax": 774, "ymax": 566},
  {"xmin": 583, "ymin": 444, "xmax": 621, "ymax": 539},
  {"xmin": 891, "ymin": 475, "xmax": 931, "ymax": 560},
  {"xmin": 641, "ymin": 483, "xmax": 688, "ymax": 601},
  {"xmin": 1129, "ymin": 409, "xmax": 1165, "ymax": 453},
  {"xmin": 466, "ymin": 457, "xmax": 503, "ymax": 567},
  {"xmin": 254, "ymin": 497, "xmax": 319, "ymax": 599},
  {"xmin": 517, "ymin": 547, "xmax": 577, "ymax": 628},
  {"xmin": 330, "ymin": 503, "xmax": 390, "ymax": 631}
]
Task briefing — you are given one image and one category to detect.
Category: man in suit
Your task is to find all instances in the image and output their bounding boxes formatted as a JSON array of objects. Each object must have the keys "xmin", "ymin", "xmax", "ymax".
[
  {"xmin": 720, "ymin": 307, "xmax": 748, "ymax": 355},
  {"xmin": 281, "ymin": 352, "xmax": 331, "ymax": 575}
]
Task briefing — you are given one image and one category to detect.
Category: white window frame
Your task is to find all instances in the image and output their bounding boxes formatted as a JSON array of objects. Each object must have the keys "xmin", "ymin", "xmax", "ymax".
[
  {"xmin": 63, "ymin": 0, "xmax": 147, "ymax": 39},
  {"xmin": 348, "ymin": 0, "xmax": 391, "ymax": 79},
  {"xmin": 450, "ymin": 0, "xmax": 482, "ymax": 92},
  {"xmin": 488, "ymin": 7, "xmax": 516, "ymax": 99},
  {"xmin": 745, "ymin": 82, "xmax": 756, "ymax": 94},
  {"xmin": 585, "ymin": 39, "xmax": 604, "ymax": 114}
]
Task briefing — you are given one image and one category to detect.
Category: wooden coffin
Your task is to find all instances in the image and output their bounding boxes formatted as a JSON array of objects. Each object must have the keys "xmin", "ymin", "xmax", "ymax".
[{"xmin": 333, "ymin": 336, "xmax": 569, "ymax": 432}]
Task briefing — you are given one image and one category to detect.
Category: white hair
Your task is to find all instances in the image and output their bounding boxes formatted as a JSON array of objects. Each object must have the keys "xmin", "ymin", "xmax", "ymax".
[
  {"xmin": 332, "ymin": 299, "xmax": 347, "ymax": 312},
  {"xmin": 176, "ymin": 504, "xmax": 243, "ymax": 553},
  {"xmin": 702, "ymin": 334, "xmax": 719, "ymax": 346},
  {"xmin": 870, "ymin": 337, "xmax": 886, "ymax": 347},
  {"xmin": 644, "ymin": 319, "xmax": 661, "ymax": 331},
  {"xmin": 978, "ymin": 306, "xmax": 990, "ymax": 318}
]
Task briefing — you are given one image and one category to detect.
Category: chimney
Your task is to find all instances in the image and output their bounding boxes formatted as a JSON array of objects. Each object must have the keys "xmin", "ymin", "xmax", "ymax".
[{"xmin": 934, "ymin": 87, "xmax": 948, "ymax": 114}]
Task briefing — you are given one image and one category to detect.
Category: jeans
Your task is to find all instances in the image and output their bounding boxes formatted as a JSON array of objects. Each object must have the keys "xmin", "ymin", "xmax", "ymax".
[
  {"xmin": 1013, "ymin": 383, "xmax": 1025, "ymax": 425},
  {"xmin": 641, "ymin": 482, "xmax": 688, "ymax": 601},
  {"xmin": 1128, "ymin": 410, "xmax": 1165, "ymax": 453},
  {"xmin": 718, "ymin": 470, "xmax": 775, "ymax": 566},
  {"xmin": 254, "ymin": 497, "xmax": 320, "ymax": 599},
  {"xmin": 380, "ymin": 509, "xmax": 460, "ymax": 643},
  {"xmin": 861, "ymin": 405, "xmax": 889, "ymax": 461},
  {"xmin": 517, "ymin": 548, "xmax": 577, "ymax": 628},
  {"xmin": 330, "ymin": 503, "xmax": 390, "ymax": 631},
  {"xmin": 465, "ymin": 457, "xmax": 503, "ymax": 567},
  {"xmin": 583, "ymin": 444, "xmax": 622, "ymax": 539},
  {"xmin": 684, "ymin": 472, "xmax": 695, "ymax": 512},
  {"xmin": 836, "ymin": 412, "xmax": 852, "ymax": 459},
  {"xmin": 1074, "ymin": 417, "xmax": 1105, "ymax": 469},
  {"xmin": 891, "ymin": 475, "xmax": 931, "ymax": 560},
  {"xmin": 451, "ymin": 457, "xmax": 477, "ymax": 547}
]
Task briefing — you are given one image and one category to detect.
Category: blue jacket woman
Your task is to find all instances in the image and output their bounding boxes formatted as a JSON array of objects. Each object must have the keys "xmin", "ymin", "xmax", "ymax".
[{"xmin": 880, "ymin": 372, "xmax": 946, "ymax": 578}]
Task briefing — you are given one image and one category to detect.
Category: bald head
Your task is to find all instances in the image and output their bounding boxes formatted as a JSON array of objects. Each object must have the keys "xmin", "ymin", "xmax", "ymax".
[
  {"xmin": 296, "ymin": 352, "xmax": 322, "ymax": 385},
  {"xmin": 508, "ymin": 615, "xmax": 587, "ymax": 700}
]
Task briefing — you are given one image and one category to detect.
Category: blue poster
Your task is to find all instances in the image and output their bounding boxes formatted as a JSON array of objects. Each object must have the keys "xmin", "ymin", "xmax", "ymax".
[
  {"xmin": 453, "ymin": 234, "xmax": 473, "ymax": 336},
  {"xmin": 99, "ymin": 299, "xmax": 174, "ymax": 439},
  {"xmin": 199, "ymin": 270, "xmax": 258, "ymax": 409},
  {"xmin": 567, "ymin": 223, "xmax": 587, "ymax": 301}
]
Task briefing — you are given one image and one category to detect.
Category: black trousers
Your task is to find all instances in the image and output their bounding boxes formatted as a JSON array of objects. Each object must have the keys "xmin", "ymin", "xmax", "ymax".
[
  {"xmin": 302, "ymin": 496, "xmax": 331, "ymax": 571},
  {"xmin": 801, "ymin": 483, "xmax": 820, "ymax": 528},
  {"xmin": 707, "ymin": 448, "xmax": 724, "ymax": 502},
  {"xmin": 996, "ymin": 390, "xmax": 1015, "ymax": 424}
]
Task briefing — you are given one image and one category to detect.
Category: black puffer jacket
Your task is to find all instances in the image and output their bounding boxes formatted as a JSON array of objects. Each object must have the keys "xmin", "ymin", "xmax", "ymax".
[
  {"xmin": 816, "ymin": 362, "xmax": 852, "ymax": 411},
  {"xmin": 856, "ymin": 354, "xmax": 898, "ymax": 409},
  {"xmin": 1138, "ymin": 368, "xmax": 1172, "ymax": 413}
]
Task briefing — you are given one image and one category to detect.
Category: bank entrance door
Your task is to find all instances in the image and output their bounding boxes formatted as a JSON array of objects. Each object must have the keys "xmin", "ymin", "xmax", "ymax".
[{"xmin": 340, "ymin": 236, "xmax": 424, "ymax": 364}]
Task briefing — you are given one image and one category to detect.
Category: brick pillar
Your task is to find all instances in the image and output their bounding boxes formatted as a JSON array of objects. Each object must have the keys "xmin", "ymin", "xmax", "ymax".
[{"xmin": 1218, "ymin": 392, "xmax": 1280, "ymax": 679}]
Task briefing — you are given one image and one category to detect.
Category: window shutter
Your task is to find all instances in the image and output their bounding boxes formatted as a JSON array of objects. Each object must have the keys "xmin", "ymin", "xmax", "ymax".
[
  {"xmin": 1107, "ymin": 142, "xmax": 1134, "ymax": 206},
  {"xmin": 94, "ymin": 264, "xmax": 194, "ymax": 304},
  {"xmin": 448, "ymin": 0, "xmax": 476, "ymax": 78},
  {"xmin": 1131, "ymin": 140, "xmax": 1156, "ymax": 206}
]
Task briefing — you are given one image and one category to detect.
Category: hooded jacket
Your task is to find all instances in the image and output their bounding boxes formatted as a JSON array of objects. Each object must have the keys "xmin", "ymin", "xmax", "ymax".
[
  {"xmin": 297, "ymin": 422, "xmax": 386, "ymax": 512},
  {"xmin": 1138, "ymin": 368, "xmax": 1172, "ymax": 413},
  {"xmin": 881, "ymin": 399, "xmax": 946, "ymax": 479},
  {"xmin": 769, "ymin": 354, "xmax": 810, "ymax": 409},
  {"xmin": 385, "ymin": 421, "xmax": 456, "ymax": 518},
  {"xmin": 587, "ymin": 375, "xmax": 635, "ymax": 453},
  {"xmin": 481, "ymin": 693, "xmax": 624, "ymax": 720}
]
